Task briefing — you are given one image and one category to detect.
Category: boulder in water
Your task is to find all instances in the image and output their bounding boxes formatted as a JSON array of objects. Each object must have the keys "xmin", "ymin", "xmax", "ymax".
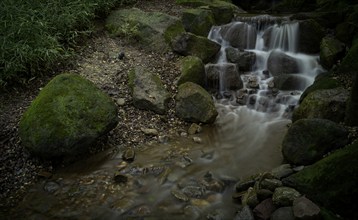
[
  {"xmin": 171, "ymin": 32, "xmax": 221, "ymax": 63},
  {"xmin": 225, "ymin": 47, "xmax": 256, "ymax": 72},
  {"xmin": 297, "ymin": 19, "xmax": 324, "ymax": 54},
  {"xmin": 178, "ymin": 56, "xmax": 206, "ymax": 87},
  {"xmin": 282, "ymin": 118, "xmax": 349, "ymax": 165},
  {"xmin": 272, "ymin": 74, "xmax": 310, "ymax": 91},
  {"xmin": 320, "ymin": 36, "xmax": 345, "ymax": 69},
  {"xmin": 129, "ymin": 66, "xmax": 170, "ymax": 115},
  {"xmin": 175, "ymin": 82, "xmax": 218, "ymax": 123},
  {"xmin": 19, "ymin": 74, "xmax": 118, "ymax": 159},
  {"xmin": 292, "ymin": 87, "xmax": 349, "ymax": 123},
  {"xmin": 220, "ymin": 22, "xmax": 257, "ymax": 50},
  {"xmin": 267, "ymin": 50, "xmax": 300, "ymax": 76},
  {"xmin": 181, "ymin": 8, "xmax": 215, "ymax": 37},
  {"xmin": 205, "ymin": 63, "xmax": 243, "ymax": 91},
  {"xmin": 282, "ymin": 141, "xmax": 358, "ymax": 219}
]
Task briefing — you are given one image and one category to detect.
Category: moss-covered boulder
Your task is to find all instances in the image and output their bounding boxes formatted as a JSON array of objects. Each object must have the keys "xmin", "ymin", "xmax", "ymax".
[
  {"xmin": 19, "ymin": 74, "xmax": 118, "ymax": 159},
  {"xmin": 299, "ymin": 73, "xmax": 342, "ymax": 103},
  {"xmin": 182, "ymin": 8, "xmax": 215, "ymax": 37},
  {"xmin": 282, "ymin": 141, "xmax": 358, "ymax": 219},
  {"xmin": 128, "ymin": 66, "xmax": 170, "ymax": 115},
  {"xmin": 106, "ymin": 8, "xmax": 180, "ymax": 53},
  {"xmin": 178, "ymin": 56, "xmax": 206, "ymax": 86},
  {"xmin": 292, "ymin": 87, "xmax": 349, "ymax": 123},
  {"xmin": 345, "ymin": 74, "xmax": 358, "ymax": 126},
  {"xmin": 171, "ymin": 32, "xmax": 221, "ymax": 63},
  {"xmin": 338, "ymin": 41, "xmax": 358, "ymax": 73},
  {"xmin": 175, "ymin": 82, "xmax": 218, "ymax": 123},
  {"xmin": 298, "ymin": 19, "xmax": 325, "ymax": 54},
  {"xmin": 320, "ymin": 36, "xmax": 345, "ymax": 69},
  {"xmin": 282, "ymin": 118, "xmax": 349, "ymax": 165}
]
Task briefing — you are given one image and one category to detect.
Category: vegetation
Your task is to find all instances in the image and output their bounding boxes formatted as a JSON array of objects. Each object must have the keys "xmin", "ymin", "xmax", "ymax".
[{"xmin": 0, "ymin": 0, "xmax": 135, "ymax": 88}]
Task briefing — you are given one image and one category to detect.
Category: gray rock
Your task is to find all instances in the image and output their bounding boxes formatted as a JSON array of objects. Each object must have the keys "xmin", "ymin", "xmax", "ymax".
[
  {"xmin": 226, "ymin": 47, "xmax": 256, "ymax": 72},
  {"xmin": 260, "ymin": 179, "xmax": 283, "ymax": 192},
  {"xmin": 272, "ymin": 187, "xmax": 301, "ymax": 207},
  {"xmin": 141, "ymin": 128, "xmax": 159, "ymax": 136},
  {"xmin": 257, "ymin": 189, "xmax": 273, "ymax": 201},
  {"xmin": 293, "ymin": 196, "xmax": 321, "ymax": 220},
  {"xmin": 242, "ymin": 187, "xmax": 259, "ymax": 208},
  {"xmin": 267, "ymin": 50, "xmax": 300, "ymax": 76},
  {"xmin": 128, "ymin": 66, "xmax": 170, "ymax": 115},
  {"xmin": 175, "ymin": 82, "xmax": 218, "ymax": 123},
  {"xmin": 253, "ymin": 198, "xmax": 276, "ymax": 220},
  {"xmin": 271, "ymin": 207, "xmax": 294, "ymax": 220},
  {"xmin": 43, "ymin": 181, "xmax": 60, "ymax": 194},
  {"xmin": 293, "ymin": 87, "xmax": 349, "ymax": 123},
  {"xmin": 236, "ymin": 179, "xmax": 256, "ymax": 192},
  {"xmin": 282, "ymin": 118, "xmax": 349, "ymax": 165},
  {"xmin": 320, "ymin": 36, "xmax": 345, "ymax": 69},
  {"xmin": 122, "ymin": 149, "xmax": 135, "ymax": 162},
  {"xmin": 193, "ymin": 137, "xmax": 202, "ymax": 143},
  {"xmin": 188, "ymin": 123, "xmax": 202, "ymax": 135},
  {"xmin": 205, "ymin": 63, "xmax": 243, "ymax": 91},
  {"xmin": 171, "ymin": 189, "xmax": 189, "ymax": 202},
  {"xmin": 182, "ymin": 8, "xmax": 215, "ymax": 37},
  {"xmin": 271, "ymin": 164, "xmax": 294, "ymax": 179},
  {"xmin": 178, "ymin": 56, "xmax": 206, "ymax": 87},
  {"xmin": 220, "ymin": 22, "xmax": 257, "ymax": 50},
  {"xmin": 171, "ymin": 32, "xmax": 221, "ymax": 63},
  {"xmin": 19, "ymin": 74, "xmax": 118, "ymax": 159},
  {"xmin": 234, "ymin": 205, "xmax": 255, "ymax": 220}
]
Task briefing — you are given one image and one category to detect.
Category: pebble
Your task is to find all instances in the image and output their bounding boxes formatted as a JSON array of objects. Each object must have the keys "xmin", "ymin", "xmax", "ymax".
[
  {"xmin": 193, "ymin": 137, "xmax": 202, "ymax": 143},
  {"xmin": 116, "ymin": 98, "xmax": 126, "ymax": 106},
  {"xmin": 141, "ymin": 128, "xmax": 159, "ymax": 136},
  {"xmin": 43, "ymin": 181, "xmax": 60, "ymax": 194},
  {"xmin": 113, "ymin": 172, "xmax": 128, "ymax": 184},
  {"xmin": 122, "ymin": 149, "xmax": 135, "ymax": 162},
  {"xmin": 188, "ymin": 123, "xmax": 202, "ymax": 135}
]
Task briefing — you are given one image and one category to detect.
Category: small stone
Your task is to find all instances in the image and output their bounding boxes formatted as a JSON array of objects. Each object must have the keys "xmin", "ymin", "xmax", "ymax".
[
  {"xmin": 190, "ymin": 198, "xmax": 210, "ymax": 207},
  {"xmin": 271, "ymin": 207, "xmax": 294, "ymax": 220},
  {"xmin": 114, "ymin": 172, "xmax": 128, "ymax": 184},
  {"xmin": 193, "ymin": 136, "xmax": 202, "ymax": 143},
  {"xmin": 271, "ymin": 164, "xmax": 294, "ymax": 179},
  {"xmin": 43, "ymin": 181, "xmax": 60, "ymax": 194},
  {"xmin": 236, "ymin": 179, "xmax": 256, "ymax": 192},
  {"xmin": 158, "ymin": 135, "xmax": 169, "ymax": 143},
  {"xmin": 122, "ymin": 148, "xmax": 135, "ymax": 162},
  {"xmin": 188, "ymin": 123, "xmax": 202, "ymax": 135},
  {"xmin": 272, "ymin": 187, "xmax": 301, "ymax": 207},
  {"xmin": 257, "ymin": 189, "xmax": 273, "ymax": 201},
  {"xmin": 118, "ymin": 51, "xmax": 125, "ymax": 60},
  {"xmin": 242, "ymin": 187, "xmax": 259, "ymax": 208},
  {"xmin": 234, "ymin": 205, "xmax": 255, "ymax": 220},
  {"xmin": 293, "ymin": 196, "xmax": 321, "ymax": 220},
  {"xmin": 180, "ymin": 131, "xmax": 188, "ymax": 137},
  {"xmin": 141, "ymin": 128, "xmax": 158, "ymax": 136},
  {"xmin": 253, "ymin": 198, "xmax": 276, "ymax": 220},
  {"xmin": 260, "ymin": 178, "xmax": 283, "ymax": 191},
  {"xmin": 116, "ymin": 98, "xmax": 126, "ymax": 106},
  {"xmin": 171, "ymin": 189, "xmax": 189, "ymax": 202}
]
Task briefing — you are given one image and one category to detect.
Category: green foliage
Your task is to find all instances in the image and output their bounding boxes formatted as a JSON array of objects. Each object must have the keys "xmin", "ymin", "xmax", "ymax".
[{"xmin": 0, "ymin": 0, "xmax": 122, "ymax": 88}]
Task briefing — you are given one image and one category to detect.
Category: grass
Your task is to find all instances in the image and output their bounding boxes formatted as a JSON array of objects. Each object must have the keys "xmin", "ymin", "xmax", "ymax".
[{"xmin": 0, "ymin": 0, "xmax": 136, "ymax": 89}]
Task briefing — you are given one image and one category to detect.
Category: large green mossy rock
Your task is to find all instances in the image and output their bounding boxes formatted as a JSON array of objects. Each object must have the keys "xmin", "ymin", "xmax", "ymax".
[
  {"xmin": 299, "ymin": 74, "xmax": 342, "ymax": 103},
  {"xmin": 178, "ymin": 56, "xmax": 206, "ymax": 86},
  {"xmin": 320, "ymin": 36, "xmax": 345, "ymax": 69},
  {"xmin": 171, "ymin": 32, "xmax": 221, "ymax": 63},
  {"xmin": 175, "ymin": 82, "xmax": 218, "ymax": 123},
  {"xmin": 128, "ymin": 67, "xmax": 170, "ymax": 115},
  {"xmin": 182, "ymin": 8, "xmax": 215, "ymax": 37},
  {"xmin": 298, "ymin": 19, "xmax": 325, "ymax": 54},
  {"xmin": 345, "ymin": 74, "xmax": 358, "ymax": 126},
  {"xmin": 338, "ymin": 42, "xmax": 358, "ymax": 74},
  {"xmin": 106, "ymin": 8, "xmax": 180, "ymax": 52},
  {"xmin": 282, "ymin": 118, "xmax": 349, "ymax": 165},
  {"xmin": 282, "ymin": 141, "xmax": 358, "ymax": 219},
  {"xmin": 19, "ymin": 74, "xmax": 118, "ymax": 159},
  {"xmin": 292, "ymin": 87, "xmax": 349, "ymax": 123}
]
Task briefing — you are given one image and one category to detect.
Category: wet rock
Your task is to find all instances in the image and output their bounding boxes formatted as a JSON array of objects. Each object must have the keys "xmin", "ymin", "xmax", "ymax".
[
  {"xmin": 122, "ymin": 149, "xmax": 135, "ymax": 162},
  {"xmin": 248, "ymin": 76, "xmax": 260, "ymax": 89},
  {"xmin": 128, "ymin": 66, "xmax": 170, "ymax": 115},
  {"xmin": 178, "ymin": 56, "xmax": 206, "ymax": 87},
  {"xmin": 297, "ymin": 19, "xmax": 325, "ymax": 54},
  {"xmin": 158, "ymin": 135, "xmax": 169, "ymax": 143},
  {"xmin": 175, "ymin": 82, "xmax": 218, "ymax": 123},
  {"xmin": 171, "ymin": 32, "xmax": 221, "ymax": 63},
  {"xmin": 188, "ymin": 123, "xmax": 202, "ymax": 135},
  {"xmin": 273, "ymin": 74, "xmax": 310, "ymax": 91},
  {"xmin": 226, "ymin": 47, "xmax": 256, "ymax": 72},
  {"xmin": 43, "ymin": 181, "xmax": 60, "ymax": 194},
  {"xmin": 205, "ymin": 63, "xmax": 243, "ymax": 91},
  {"xmin": 190, "ymin": 198, "xmax": 210, "ymax": 208},
  {"xmin": 257, "ymin": 189, "xmax": 273, "ymax": 201},
  {"xmin": 282, "ymin": 118, "xmax": 349, "ymax": 165},
  {"xmin": 193, "ymin": 136, "xmax": 202, "ymax": 143},
  {"xmin": 260, "ymin": 179, "xmax": 283, "ymax": 192},
  {"xmin": 184, "ymin": 205, "xmax": 201, "ymax": 219},
  {"xmin": 267, "ymin": 50, "xmax": 300, "ymax": 76},
  {"xmin": 220, "ymin": 22, "xmax": 257, "ymax": 50},
  {"xmin": 271, "ymin": 164, "xmax": 294, "ymax": 179},
  {"xmin": 271, "ymin": 207, "xmax": 295, "ymax": 220},
  {"xmin": 234, "ymin": 205, "xmax": 255, "ymax": 220},
  {"xmin": 19, "ymin": 74, "xmax": 118, "ymax": 159},
  {"xmin": 293, "ymin": 87, "xmax": 349, "ymax": 123},
  {"xmin": 293, "ymin": 196, "xmax": 321, "ymax": 220},
  {"xmin": 182, "ymin": 8, "xmax": 215, "ymax": 37},
  {"xmin": 201, "ymin": 150, "xmax": 215, "ymax": 160},
  {"xmin": 207, "ymin": 209, "xmax": 226, "ymax": 220},
  {"xmin": 272, "ymin": 187, "xmax": 301, "ymax": 207},
  {"xmin": 282, "ymin": 141, "xmax": 358, "ymax": 219},
  {"xmin": 113, "ymin": 172, "xmax": 128, "ymax": 184},
  {"xmin": 236, "ymin": 179, "xmax": 256, "ymax": 192},
  {"xmin": 320, "ymin": 36, "xmax": 345, "ymax": 69},
  {"xmin": 171, "ymin": 189, "xmax": 189, "ymax": 202},
  {"xmin": 242, "ymin": 187, "xmax": 259, "ymax": 208},
  {"xmin": 253, "ymin": 198, "xmax": 276, "ymax": 220},
  {"xmin": 182, "ymin": 185, "xmax": 205, "ymax": 198},
  {"xmin": 141, "ymin": 128, "xmax": 159, "ymax": 136}
]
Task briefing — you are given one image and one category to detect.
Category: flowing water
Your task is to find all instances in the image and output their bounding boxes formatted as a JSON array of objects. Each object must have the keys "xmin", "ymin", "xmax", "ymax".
[{"xmin": 10, "ymin": 15, "xmax": 324, "ymax": 219}]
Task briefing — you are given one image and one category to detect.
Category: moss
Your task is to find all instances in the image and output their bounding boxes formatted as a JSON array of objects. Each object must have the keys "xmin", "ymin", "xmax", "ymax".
[
  {"xmin": 185, "ymin": 33, "xmax": 221, "ymax": 63},
  {"xmin": 345, "ymin": 74, "xmax": 358, "ymax": 126},
  {"xmin": 182, "ymin": 8, "xmax": 215, "ymax": 37},
  {"xmin": 164, "ymin": 20, "xmax": 186, "ymax": 44},
  {"xmin": 338, "ymin": 42, "xmax": 358, "ymax": 73},
  {"xmin": 283, "ymin": 141, "xmax": 358, "ymax": 219},
  {"xmin": 178, "ymin": 56, "xmax": 205, "ymax": 86},
  {"xmin": 320, "ymin": 37, "xmax": 345, "ymax": 69},
  {"xmin": 19, "ymin": 74, "xmax": 118, "ymax": 158}
]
